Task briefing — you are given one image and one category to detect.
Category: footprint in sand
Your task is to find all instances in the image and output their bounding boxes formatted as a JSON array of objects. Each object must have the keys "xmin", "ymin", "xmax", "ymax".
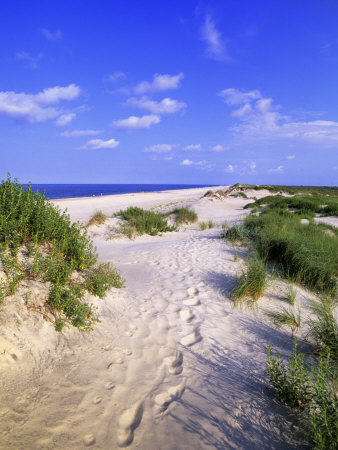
[
  {"xmin": 84, "ymin": 433, "xmax": 96, "ymax": 446},
  {"xmin": 180, "ymin": 328, "xmax": 202, "ymax": 347},
  {"xmin": 180, "ymin": 308, "xmax": 195, "ymax": 322},
  {"xmin": 183, "ymin": 297, "xmax": 200, "ymax": 306},
  {"xmin": 154, "ymin": 382, "xmax": 186, "ymax": 413},
  {"xmin": 165, "ymin": 350, "xmax": 183, "ymax": 375},
  {"xmin": 105, "ymin": 382, "xmax": 115, "ymax": 390},
  {"xmin": 117, "ymin": 401, "xmax": 143, "ymax": 447},
  {"xmin": 93, "ymin": 395, "xmax": 103, "ymax": 404},
  {"xmin": 187, "ymin": 287, "xmax": 199, "ymax": 296}
]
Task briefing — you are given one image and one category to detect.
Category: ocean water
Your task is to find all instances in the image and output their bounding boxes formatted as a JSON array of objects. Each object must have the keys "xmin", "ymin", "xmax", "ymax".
[{"xmin": 23, "ymin": 184, "xmax": 215, "ymax": 200}]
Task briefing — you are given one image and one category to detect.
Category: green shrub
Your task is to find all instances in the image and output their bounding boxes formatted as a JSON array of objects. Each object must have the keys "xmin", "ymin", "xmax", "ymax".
[
  {"xmin": 224, "ymin": 224, "xmax": 247, "ymax": 244},
  {"xmin": 232, "ymin": 256, "xmax": 267, "ymax": 305},
  {"xmin": 84, "ymin": 263, "xmax": 124, "ymax": 298},
  {"xmin": 172, "ymin": 207, "xmax": 198, "ymax": 225},
  {"xmin": 117, "ymin": 206, "xmax": 176, "ymax": 236},
  {"xmin": 0, "ymin": 176, "xmax": 123, "ymax": 331},
  {"xmin": 267, "ymin": 339, "xmax": 337, "ymax": 449}
]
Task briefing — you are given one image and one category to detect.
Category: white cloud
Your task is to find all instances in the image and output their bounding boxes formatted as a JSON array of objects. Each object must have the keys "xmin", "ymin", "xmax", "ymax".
[
  {"xmin": 41, "ymin": 28, "xmax": 62, "ymax": 41},
  {"xmin": 60, "ymin": 129, "xmax": 101, "ymax": 138},
  {"xmin": 183, "ymin": 144, "xmax": 201, "ymax": 151},
  {"xmin": 106, "ymin": 72, "xmax": 126, "ymax": 82},
  {"xmin": 219, "ymin": 88, "xmax": 261, "ymax": 106},
  {"xmin": 180, "ymin": 159, "xmax": 208, "ymax": 166},
  {"xmin": 210, "ymin": 144, "xmax": 230, "ymax": 152},
  {"xmin": 55, "ymin": 113, "xmax": 76, "ymax": 126},
  {"xmin": 286, "ymin": 155, "xmax": 295, "ymax": 160},
  {"xmin": 152, "ymin": 155, "xmax": 174, "ymax": 161},
  {"xmin": 125, "ymin": 96, "xmax": 186, "ymax": 114},
  {"xmin": 0, "ymin": 84, "xmax": 81, "ymax": 124},
  {"xmin": 80, "ymin": 138, "xmax": 119, "ymax": 150},
  {"xmin": 201, "ymin": 15, "xmax": 229, "ymax": 61},
  {"xmin": 224, "ymin": 164, "xmax": 234, "ymax": 173},
  {"xmin": 16, "ymin": 51, "xmax": 43, "ymax": 69},
  {"xmin": 221, "ymin": 88, "xmax": 338, "ymax": 143},
  {"xmin": 134, "ymin": 73, "xmax": 184, "ymax": 95},
  {"xmin": 268, "ymin": 165, "xmax": 284, "ymax": 174},
  {"xmin": 144, "ymin": 144, "xmax": 175, "ymax": 153},
  {"xmin": 112, "ymin": 114, "xmax": 160, "ymax": 131},
  {"xmin": 249, "ymin": 161, "xmax": 256, "ymax": 170}
]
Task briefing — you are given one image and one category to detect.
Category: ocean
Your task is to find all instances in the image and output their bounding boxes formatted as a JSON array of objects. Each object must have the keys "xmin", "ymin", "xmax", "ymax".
[{"xmin": 23, "ymin": 184, "xmax": 216, "ymax": 200}]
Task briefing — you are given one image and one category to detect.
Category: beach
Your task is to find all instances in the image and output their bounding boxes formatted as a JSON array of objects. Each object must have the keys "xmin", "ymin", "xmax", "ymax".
[{"xmin": 0, "ymin": 185, "xmax": 327, "ymax": 449}]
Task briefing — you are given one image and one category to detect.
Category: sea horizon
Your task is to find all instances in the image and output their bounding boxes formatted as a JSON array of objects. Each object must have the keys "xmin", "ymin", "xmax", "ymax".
[{"xmin": 23, "ymin": 183, "xmax": 219, "ymax": 200}]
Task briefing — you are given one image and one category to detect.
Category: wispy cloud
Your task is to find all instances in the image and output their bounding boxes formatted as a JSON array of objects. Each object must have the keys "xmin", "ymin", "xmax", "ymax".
[
  {"xmin": 201, "ymin": 15, "xmax": 229, "ymax": 61},
  {"xmin": 16, "ymin": 51, "xmax": 43, "ymax": 69},
  {"xmin": 179, "ymin": 159, "xmax": 213, "ymax": 171},
  {"xmin": 221, "ymin": 87, "xmax": 338, "ymax": 143},
  {"xmin": 134, "ymin": 73, "xmax": 184, "ymax": 95},
  {"xmin": 112, "ymin": 114, "xmax": 160, "ymax": 131},
  {"xmin": 286, "ymin": 155, "xmax": 295, "ymax": 160},
  {"xmin": 144, "ymin": 144, "xmax": 176, "ymax": 153},
  {"xmin": 60, "ymin": 129, "xmax": 101, "ymax": 138},
  {"xmin": 0, "ymin": 84, "xmax": 81, "ymax": 124},
  {"xmin": 183, "ymin": 144, "xmax": 201, "ymax": 151},
  {"xmin": 80, "ymin": 138, "xmax": 119, "ymax": 150},
  {"xmin": 55, "ymin": 113, "xmax": 76, "ymax": 126},
  {"xmin": 41, "ymin": 28, "xmax": 62, "ymax": 41},
  {"xmin": 224, "ymin": 164, "xmax": 234, "ymax": 173},
  {"xmin": 268, "ymin": 165, "xmax": 284, "ymax": 174},
  {"xmin": 105, "ymin": 72, "xmax": 126, "ymax": 82},
  {"xmin": 125, "ymin": 96, "xmax": 186, "ymax": 114},
  {"xmin": 210, "ymin": 144, "xmax": 230, "ymax": 152}
]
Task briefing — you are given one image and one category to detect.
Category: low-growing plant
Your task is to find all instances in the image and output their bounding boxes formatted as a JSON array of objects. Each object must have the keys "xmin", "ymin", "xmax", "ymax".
[
  {"xmin": 266, "ymin": 306, "xmax": 301, "ymax": 337},
  {"xmin": 84, "ymin": 262, "xmax": 124, "ymax": 298},
  {"xmin": 308, "ymin": 296, "xmax": 338, "ymax": 361},
  {"xmin": 232, "ymin": 256, "xmax": 267, "ymax": 305},
  {"xmin": 207, "ymin": 220, "xmax": 214, "ymax": 229},
  {"xmin": 199, "ymin": 221, "xmax": 207, "ymax": 230},
  {"xmin": 285, "ymin": 284, "xmax": 297, "ymax": 305},
  {"xmin": 0, "ymin": 176, "xmax": 124, "ymax": 331},
  {"xmin": 225, "ymin": 224, "xmax": 247, "ymax": 244},
  {"xmin": 172, "ymin": 207, "xmax": 198, "ymax": 225},
  {"xmin": 267, "ymin": 339, "xmax": 337, "ymax": 449},
  {"xmin": 87, "ymin": 210, "xmax": 108, "ymax": 227},
  {"xmin": 117, "ymin": 206, "xmax": 176, "ymax": 236}
]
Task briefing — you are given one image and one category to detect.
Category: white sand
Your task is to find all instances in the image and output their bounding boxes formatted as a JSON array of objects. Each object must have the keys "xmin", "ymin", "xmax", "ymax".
[{"xmin": 0, "ymin": 187, "xmax": 317, "ymax": 449}]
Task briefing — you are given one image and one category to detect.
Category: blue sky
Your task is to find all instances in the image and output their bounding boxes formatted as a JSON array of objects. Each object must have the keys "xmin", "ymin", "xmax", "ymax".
[{"xmin": 0, "ymin": 0, "xmax": 338, "ymax": 185}]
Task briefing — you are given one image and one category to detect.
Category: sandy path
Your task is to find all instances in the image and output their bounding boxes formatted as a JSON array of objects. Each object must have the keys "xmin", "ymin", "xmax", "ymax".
[{"xmin": 0, "ymin": 189, "xmax": 309, "ymax": 449}]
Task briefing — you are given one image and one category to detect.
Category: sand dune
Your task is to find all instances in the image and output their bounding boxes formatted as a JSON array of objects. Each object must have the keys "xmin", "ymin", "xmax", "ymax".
[{"xmin": 0, "ymin": 187, "xmax": 314, "ymax": 449}]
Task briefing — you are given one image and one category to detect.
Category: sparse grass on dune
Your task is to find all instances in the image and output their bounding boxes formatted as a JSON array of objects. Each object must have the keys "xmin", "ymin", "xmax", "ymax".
[
  {"xmin": 243, "ymin": 210, "xmax": 338, "ymax": 296},
  {"xmin": 199, "ymin": 221, "xmax": 207, "ymax": 230},
  {"xmin": 266, "ymin": 306, "xmax": 301, "ymax": 336},
  {"xmin": 232, "ymin": 256, "xmax": 267, "ymax": 305},
  {"xmin": 87, "ymin": 210, "xmax": 108, "ymax": 227},
  {"xmin": 116, "ymin": 206, "xmax": 176, "ymax": 237},
  {"xmin": 0, "ymin": 176, "xmax": 123, "ymax": 331},
  {"xmin": 171, "ymin": 207, "xmax": 198, "ymax": 225}
]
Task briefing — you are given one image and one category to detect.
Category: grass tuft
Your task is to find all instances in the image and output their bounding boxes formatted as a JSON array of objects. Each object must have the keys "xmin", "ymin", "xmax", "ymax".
[
  {"xmin": 87, "ymin": 210, "xmax": 108, "ymax": 226},
  {"xmin": 116, "ymin": 206, "xmax": 176, "ymax": 237},
  {"xmin": 199, "ymin": 221, "xmax": 207, "ymax": 230},
  {"xmin": 266, "ymin": 306, "xmax": 301, "ymax": 336},
  {"xmin": 232, "ymin": 256, "xmax": 267, "ymax": 305},
  {"xmin": 172, "ymin": 207, "xmax": 198, "ymax": 225}
]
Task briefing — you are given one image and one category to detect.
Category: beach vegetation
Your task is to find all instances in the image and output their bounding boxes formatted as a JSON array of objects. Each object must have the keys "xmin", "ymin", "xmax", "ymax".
[
  {"xmin": 87, "ymin": 210, "xmax": 108, "ymax": 226},
  {"xmin": 224, "ymin": 224, "xmax": 248, "ymax": 244},
  {"xmin": 207, "ymin": 220, "xmax": 214, "ymax": 229},
  {"xmin": 232, "ymin": 255, "xmax": 267, "ymax": 305},
  {"xmin": 199, "ymin": 221, "xmax": 207, "ymax": 230},
  {"xmin": 0, "ymin": 176, "xmax": 123, "ymax": 331},
  {"xmin": 266, "ymin": 307, "xmax": 301, "ymax": 337},
  {"xmin": 284, "ymin": 284, "xmax": 297, "ymax": 305},
  {"xmin": 267, "ymin": 339, "xmax": 337, "ymax": 449},
  {"xmin": 116, "ymin": 206, "xmax": 176, "ymax": 237},
  {"xmin": 171, "ymin": 207, "xmax": 198, "ymax": 225}
]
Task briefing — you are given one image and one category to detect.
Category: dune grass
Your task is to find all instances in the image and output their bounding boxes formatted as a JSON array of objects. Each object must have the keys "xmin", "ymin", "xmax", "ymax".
[
  {"xmin": 267, "ymin": 339, "xmax": 337, "ymax": 449},
  {"xmin": 0, "ymin": 176, "xmax": 123, "ymax": 330},
  {"xmin": 87, "ymin": 210, "xmax": 108, "ymax": 226},
  {"xmin": 266, "ymin": 306, "xmax": 301, "ymax": 337},
  {"xmin": 199, "ymin": 221, "xmax": 207, "ymax": 230},
  {"xmin": 232, "ymin": 256, "xmax": 267, "ymax": 305},
  {"xmin": 116, "ymin": 206, "xmax": 176, "ymax": 237},
  {"xmin": 171, "ymin": 207, "xmax": 198, "ymax": 225},
  {"xmin": 243, "ymin": 210, "xmax": 338, "ymax": 296}
]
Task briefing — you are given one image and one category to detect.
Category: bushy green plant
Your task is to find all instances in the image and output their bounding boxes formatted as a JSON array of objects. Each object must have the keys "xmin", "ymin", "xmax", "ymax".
[
  {"xmin": 267, "ymin": 339, "xmax": 337, "ymax": 449},
  {"xmin": 0, "ymin": 176, "xmax": 123, "ymax": 331},
  {"xmin": 224, "ymin": 224, "xmax": 247, "ymax": 244},
  {"xmin": 172, "ymin": 207, "xmax": 198, "ymax": 225},
  {"xmin": 84, "ymin": 263, "xmax": 124, "ymax": 298},
  {"xmin": 117, "ymin": 206, "xmax": 176, "ymax": 236},
  {"xmin": 232, "ymin": 256, "xmax": 267, "ymax": 305}
]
